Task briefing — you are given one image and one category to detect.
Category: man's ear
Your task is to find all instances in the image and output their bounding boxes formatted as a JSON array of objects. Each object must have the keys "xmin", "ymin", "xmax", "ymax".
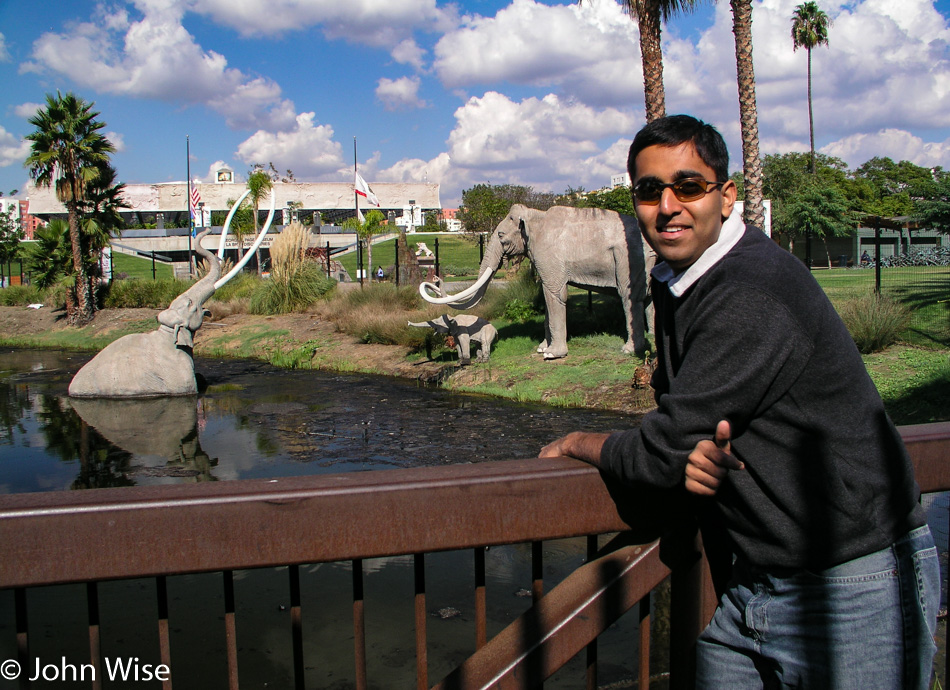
[{"xmin": 720, "ymin": 179, "xmax": 738, "ymax": 221}]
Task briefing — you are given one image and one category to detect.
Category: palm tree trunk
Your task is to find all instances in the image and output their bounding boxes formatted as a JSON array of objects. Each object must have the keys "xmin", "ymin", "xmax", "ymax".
[
  {"xmin": 66, "ymin": 202, "xmax": 94, "ymax": 326},
  {"xmin": 638, "ymin": 0, "xmax": 665, "ymax": 123},
  {"xmin": 731, "ymin": 0, "xmax": 766, "ymax": 229},
  {"xmin": 807, "ymin": 46, "xmax": 816, "ymax": 175}
]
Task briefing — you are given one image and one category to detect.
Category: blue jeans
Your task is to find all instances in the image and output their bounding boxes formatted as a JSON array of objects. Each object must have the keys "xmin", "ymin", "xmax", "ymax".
[{"xmin": 695, "ymin": 526, "xmax": 940, "ymax": 689}]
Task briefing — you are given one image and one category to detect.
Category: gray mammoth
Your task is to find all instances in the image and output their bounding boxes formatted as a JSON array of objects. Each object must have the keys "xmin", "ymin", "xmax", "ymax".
[
  {"xmin": 68, "ymin": 230, "xmax": 221, "ymax": 397},
  {"xmin": 68, "ymin": 190, "xmax": 276, "ymax": 397},
  {"xmin": 408, "ymin": 314, "xmax": 497, "ymax": 364},
  {"xmin": 420, "ymin": 205, "xmax": 653, "ymax": 360}
]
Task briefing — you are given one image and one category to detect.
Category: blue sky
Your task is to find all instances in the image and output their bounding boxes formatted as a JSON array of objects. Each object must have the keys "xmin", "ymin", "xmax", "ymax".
[{"xmin": 2, "ymin": 0, "xmax": 950, "ymax": 206}]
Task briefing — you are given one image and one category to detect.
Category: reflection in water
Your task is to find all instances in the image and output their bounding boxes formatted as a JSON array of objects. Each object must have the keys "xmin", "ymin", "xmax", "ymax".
[{"xmin": 69, "ymin": 397, "xmax": 218, "ymax": 482}]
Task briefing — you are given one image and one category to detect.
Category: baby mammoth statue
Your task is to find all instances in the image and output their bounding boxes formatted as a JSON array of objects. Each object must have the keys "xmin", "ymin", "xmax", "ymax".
[{"xmin": 408, "ymin": 314, "xmax": 497, "ymax": 365}]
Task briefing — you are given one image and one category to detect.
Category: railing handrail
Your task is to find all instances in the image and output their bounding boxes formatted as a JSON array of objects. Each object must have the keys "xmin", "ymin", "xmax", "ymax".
[
  {"xmin": 0, "ymin": 456, "xmax": 635, "ymax": 589},
  {"xmin": 2, "ymin": 422, "xmax": 949, "ymax": 590}
]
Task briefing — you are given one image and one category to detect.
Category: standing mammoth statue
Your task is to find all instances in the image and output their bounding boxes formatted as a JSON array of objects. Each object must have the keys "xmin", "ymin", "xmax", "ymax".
[
  {"xmin": 420, "ymin": 204, "xmax": 654, "ymax": 360},
  {"xmin": 407, "ymin": 314, "xmax": 497, "ymax": 364}
]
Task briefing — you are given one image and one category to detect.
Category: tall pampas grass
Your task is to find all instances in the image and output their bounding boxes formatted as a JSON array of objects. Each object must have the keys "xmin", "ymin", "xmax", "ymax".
[{"xmin": 249, "ymin": 222, "xmax": 336, "ymax": 314}]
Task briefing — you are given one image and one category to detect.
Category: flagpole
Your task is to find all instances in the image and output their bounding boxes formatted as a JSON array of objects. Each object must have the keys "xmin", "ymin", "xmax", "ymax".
[{"xmin": 186, "ymin": 135, "xmax": 193, "ymax": 277}]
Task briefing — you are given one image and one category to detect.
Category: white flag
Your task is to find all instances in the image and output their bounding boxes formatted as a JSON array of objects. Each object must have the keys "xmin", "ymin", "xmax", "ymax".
[{"xmin": 355, "ymin": 171, "xmax": 380, "ymax": 207}]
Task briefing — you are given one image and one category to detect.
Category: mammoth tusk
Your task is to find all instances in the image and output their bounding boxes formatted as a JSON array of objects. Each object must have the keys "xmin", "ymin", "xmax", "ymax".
[
  {"xmin": 218, "ymin": 189, "xmax": 252, "ymax": 258},
  {"xmin": 419, "ymin": 264, "xmax": 495, "ymax": 305},
  {"xmin": 215, "ymin": 189, "xmax": 276, "ymax": 290}
]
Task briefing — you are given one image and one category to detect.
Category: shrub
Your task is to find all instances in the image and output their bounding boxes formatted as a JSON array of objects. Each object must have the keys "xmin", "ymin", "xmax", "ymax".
[
  {"xmin": 0, "ymin": 285, "xmax": 45, "ymax": 306},
  {"xmin": 211, "ymin": 272, "xmax": 258, "ymax": 303},
  {"xmin": 838, "ymin": 293, "xmax": 911, "ymax": 353},
  {"xmin": 103, "ymin": 278, "xmax": 192, "ymax": 308},
  {"xmin": 478, "ymin": 264, "xmax": 542, "ymax": 320},
  {"xmin": 313, "ymin": 283, "xmax": 449, "ymax": 349},
  {"xmin": 502, "ymin": 299, "xmax": 540, "ymax": 323},
  {"xmin": 248, "ymin": 262, "xmax": 336, "ymax": 315}
]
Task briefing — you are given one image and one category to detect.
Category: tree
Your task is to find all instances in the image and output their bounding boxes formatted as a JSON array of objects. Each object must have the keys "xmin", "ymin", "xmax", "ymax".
[
  {"xmin": 731, "ymin": 0, "xmax": 765, "ymax": 229},
  {"xmin": 78, "ymin": 163, "xmax": 128, "ymax": 281},
  {"xmin": 247, "ymin": 168, "xmax": 274, "ymax": 275},
  {"xmin": 914, "ymin": 169, "xmax": 950, "ymax": 233},
  {"xmin": 781, "ymin": 181, "xmax": 857, "ymax": 267},
  {"xmin": 343, "ymin": 210, "xmax": 386, "ymax": 279},
  {"xmin": 791, "ymin": 2, "xmax": 831, "ymax": 175},
  {"xmin": 762, "ymin": 151, "xmax": 852, "ymax": 251},
  {"xmin": 25, "ymin": 92, "xmax": 115, "ymax": 325},
  {"xmin": 581, "ymin": 0, "xmax": 704, "ymax": 122},
  {"xmin": 25, "ymin": 219, "xmax": 73, "ymax": 289},
  {"xmin": 0, "ymin": 207, "xmax": 24, "ymax": 281},
  {"xmin": 579, "ymin": 185, "xmax": 636, "ymax": 215}
]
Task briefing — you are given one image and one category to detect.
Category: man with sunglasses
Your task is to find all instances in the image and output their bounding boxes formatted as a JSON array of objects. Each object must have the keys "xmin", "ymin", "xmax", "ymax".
[{"xmin": 540, "ymin": 114, "xmax": 938, "ymax": 688}]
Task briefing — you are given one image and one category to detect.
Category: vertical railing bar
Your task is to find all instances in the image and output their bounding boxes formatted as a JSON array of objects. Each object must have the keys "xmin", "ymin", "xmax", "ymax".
[
  {"xmin": 474, "ymin": 547, "xmax": 487, "ymax": 650},
  {"xmin": 223, "ymin": 570, "xmax": 239, "ymax": 690},
  {"xmin": 639, "ymin": 591, "xmax": 652, "ymax": 690},
  {"xmin": 414, "ymin": 552, "xmax": 428, "ymax": 690},
  {"xmin": 945, "ymin": 499, "xmax": 949, "ymax": 690},
  {"xmin": 531, "ymin": 541, "xmax": 543, "ymax": 602},
  {"xmin": 289, "ymin": 565, "xmax": 304, "ymax": 690},
  {"xmin": 15, "ymin": 587, "xmax": 28, "ymax": 690},
  {"xmin": 585, "ymin": 535, "xmax": 598, "ymax": 690},
  {"xmin": 87, "ymin": 582, "xmax": 102, "ymax": 690},
  {"xmin": 353, "ymin": 558, "xmax": 367, "ymax": 690},
  {"xmin": 532, "ymin": 540, "xmax": 543, "ymax": 690},
  {"xmin": 156, "ymin": 575, "xmax": 173, "ymax": 690}
]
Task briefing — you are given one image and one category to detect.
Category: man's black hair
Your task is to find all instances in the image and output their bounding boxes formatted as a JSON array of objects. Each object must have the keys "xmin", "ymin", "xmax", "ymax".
[{"xmin": 626, "ymin": 115, "xmax": 729, "ymax": 183}]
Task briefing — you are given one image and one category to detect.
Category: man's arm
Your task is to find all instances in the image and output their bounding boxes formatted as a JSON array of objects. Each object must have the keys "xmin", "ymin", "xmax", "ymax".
[
  {"xmin": 539, "ymin": 431, "xmax": 612, "ymax": 468},
  {"xmin": 684, "ymin": 420, "xmax": 744, "ymax": 496}
]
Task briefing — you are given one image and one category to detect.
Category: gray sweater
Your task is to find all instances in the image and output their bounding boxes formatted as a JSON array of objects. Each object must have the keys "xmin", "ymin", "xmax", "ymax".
[{"xmin": 601, "ymin": 226, "xmax": 924, "ymax": 569}]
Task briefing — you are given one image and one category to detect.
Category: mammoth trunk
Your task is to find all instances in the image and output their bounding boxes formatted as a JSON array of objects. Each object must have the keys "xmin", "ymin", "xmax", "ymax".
[{"xmin": 418, "ymin": 235, "xmax": 504, "ymax": 310}]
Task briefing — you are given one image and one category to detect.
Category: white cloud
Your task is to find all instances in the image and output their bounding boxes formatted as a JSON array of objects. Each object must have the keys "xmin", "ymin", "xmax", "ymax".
[
  {"xmin": 235, "ymin": 112, "xmax": 345, "ymax": 178},
  {"xmin": 0, "ymin": 32, "xmax": 10, "ymax": 62},
  {"xmin": 376, "ymin": 76, "xmax": 427, "ymax": 111},
  {"xmin": 382, "ymin": 91, "xmax": 637, "ymax": 203},
  {"xmin": 105, "ymin": 131, "xmax": 126, "ymax": 153},
  {"xmin": 191, "ymin": 0, "xmax": 459, "ymax": 46},
  {"xmin": 12, "ymin": 102, "xmax": 42, "ymax": 119},
  {"xmin": 434, "ymin": 0, "xmax": 639, "ymax": 101},
  {"xmin": 821, "ymin": 128, "xmax": 950, "ymax": 169},
  {"xmin": 391, "ymin": 39, "xmax": 427, "ymax": 71},
  {"xmin": 0, "ymin": 125, "xmax": 30, "ymax": 169},
  {"xmin": 21, "ymin": 1, "xmax": 296, "ymax": 131}
]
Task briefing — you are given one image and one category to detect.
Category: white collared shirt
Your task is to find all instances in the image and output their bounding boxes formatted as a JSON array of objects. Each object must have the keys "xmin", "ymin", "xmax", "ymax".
[{"xmin": 651, "ymin": 210, "xmax": 746, "ymax": 297}]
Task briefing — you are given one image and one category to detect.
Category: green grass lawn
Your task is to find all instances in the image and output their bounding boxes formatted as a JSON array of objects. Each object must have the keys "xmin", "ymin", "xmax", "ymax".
[
  {"xmin": 338, "ymin": 233, "xmax": 485, "ymax": 280},
  {"xmin": 111, "ymin": 251, "xmax": 174, "ymax": 280},
  {"xmin": 814, "ymin": 267, "xmax": 950, "ymax": 347}
]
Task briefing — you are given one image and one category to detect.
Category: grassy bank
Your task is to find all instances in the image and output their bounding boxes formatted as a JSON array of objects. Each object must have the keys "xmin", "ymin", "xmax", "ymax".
[{"xmin": 1, "ymin": 264, "xmax": 947, "ymax": 423}]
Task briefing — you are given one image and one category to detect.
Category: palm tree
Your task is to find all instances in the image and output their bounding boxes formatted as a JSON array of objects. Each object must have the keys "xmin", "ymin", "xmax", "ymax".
[
  {"xmin": 730, "ymin": 0, "xmax": 766, "ymax": 228},
  {"xmin": 343, "ymin": 210, "xmax": 386, "ymax": 281},
  {"xmin": 582, "ymin": 0, "xmax": 703, "ymax": 122},
  {"xmin": 79, "ymin": 163, "xmax": 128, "ymax": 281},
  {"xmin": 247, "ymin": 168, "xmax": 273, "ymax": 275},
  {"xmin": 791, "ymin": 2, "xmax": 831, "ymax": 175},
  {"xmin": 25, "ymin": 92, "xmax": 115, "ymax": 326}
]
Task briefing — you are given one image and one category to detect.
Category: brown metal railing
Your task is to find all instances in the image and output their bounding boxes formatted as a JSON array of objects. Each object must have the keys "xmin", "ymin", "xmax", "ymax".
[{"xmin": 1, "ymin": 421, "xmax": 949, "ymax": 689}]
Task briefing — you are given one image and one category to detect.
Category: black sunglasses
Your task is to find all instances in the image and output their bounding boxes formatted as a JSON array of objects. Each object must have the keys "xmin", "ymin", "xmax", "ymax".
[{"xmin": 632, "ymin": 177, "xmax": 726, "ymax": 205}]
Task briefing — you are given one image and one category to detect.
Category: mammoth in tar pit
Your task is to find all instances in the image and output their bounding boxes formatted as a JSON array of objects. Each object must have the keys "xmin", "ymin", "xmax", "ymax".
[
  {"xmin": 68, "ymin": 190, "xmax": 276, "ymax": 397},
  {"xmin": 420, "ymin": 205, "xmax": 654, "ymax": 360}
]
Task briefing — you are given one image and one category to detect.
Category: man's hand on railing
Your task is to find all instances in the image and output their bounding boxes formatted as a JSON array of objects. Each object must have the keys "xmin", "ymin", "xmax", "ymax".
[
  {"xmin": 538, "ymin": 431, "xmax": 611, "ymax": 467},
  {"xmin": 685, "ymin": 420, "xmax": 744, "ymax": 496}
]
